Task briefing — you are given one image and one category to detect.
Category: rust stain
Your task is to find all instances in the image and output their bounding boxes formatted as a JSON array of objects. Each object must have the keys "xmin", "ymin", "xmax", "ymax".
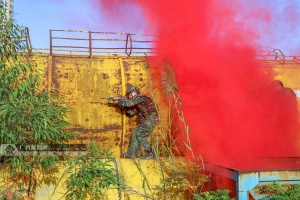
[
  {"xmin": 78, "ymin": 136, "xmax": 110, "ymax": 142},
  {"xmin": 102, "ymin": 73, "xmax": 109, "ymax": 79},
  {"xmin": 122, "ymin": 61, "xmax": 130, "ymax": 71},
  {"xmin": 66, "ymin": 90, "xmax": 73, "ymax": 95},
  {"xmin": 125, "ymin": 83, "xmax": 134, "ymax": 89},
  {"xmin": 51, "ymin": 57, "xmax": 60, "ymax": 90},
  {"xmin": 67, "ymin": 124, "xmax": 122, "ymax": 133},
  {"xmin": 261, "ymin": 171, "xmax": 300, "ymax": 180}
]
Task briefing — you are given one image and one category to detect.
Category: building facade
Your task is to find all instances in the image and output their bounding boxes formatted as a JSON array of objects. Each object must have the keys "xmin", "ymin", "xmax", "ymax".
[{"xmin": 0, "ymin": 0, "xmax": 13, "ymax": 20}]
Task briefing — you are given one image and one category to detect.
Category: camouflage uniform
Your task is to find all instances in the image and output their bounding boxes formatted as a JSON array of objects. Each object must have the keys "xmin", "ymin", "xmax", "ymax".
[{"xmin": 118, "ymin": 88, "xmax": 158, "ymax": 159}]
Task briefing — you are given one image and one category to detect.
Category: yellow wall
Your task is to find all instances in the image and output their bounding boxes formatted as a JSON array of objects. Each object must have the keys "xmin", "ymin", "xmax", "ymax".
[
  {"xmin": 32, "ymin": 54, "xmax": 166, "ymax": 158},
  {"xmin": 31, "ymin": 55, "xmax": 300, "ymax": 158},
  {"xmin": 1, "ymin": 54, "xmax": 172, "ymax": 200}
]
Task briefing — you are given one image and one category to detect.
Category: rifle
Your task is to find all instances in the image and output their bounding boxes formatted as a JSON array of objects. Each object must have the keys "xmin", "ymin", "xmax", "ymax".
[
  {"xmin": 88, "ymin": 96, "xmax": 126, "ymax": 104},
  {"xmin": 108, "ymin": 96, "xmax": 126, "ymax": 101}
]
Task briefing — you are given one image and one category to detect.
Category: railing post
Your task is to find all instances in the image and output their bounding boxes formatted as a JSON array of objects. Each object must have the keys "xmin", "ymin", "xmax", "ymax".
[
  {"xmin": 125, "ymin": 33, "xmax": 132, "ymax": 56},
  {"xmin": 89, "ymin": 31, "xmax": 92, "ymax": 57},
  {"xmin": 24, "ymin": 27, "xmax": 30, "ymax": 55},
  {"xmin": 50, "ymin": 30, "xmax": 52, "ymax": 55}
]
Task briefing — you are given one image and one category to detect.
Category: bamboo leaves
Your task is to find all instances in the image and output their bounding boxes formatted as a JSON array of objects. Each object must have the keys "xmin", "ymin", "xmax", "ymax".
[
  {"xmin": 0, "ymin": 6, "xmax": 76, "ymax": 199},
  {"xmin": 64, "ymin": 142, "xmax": 118, "ymax": 200}
]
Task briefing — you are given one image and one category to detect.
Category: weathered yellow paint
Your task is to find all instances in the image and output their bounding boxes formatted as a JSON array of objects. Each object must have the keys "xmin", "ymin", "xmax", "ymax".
[
  {"xmin": 31, "ymin": 54, "xmax": 164, "ymax": 159},
  {"xmin": 17, "ymin": 54, "xmax": 173, "ymax": 199},
  {"xmin": 47, "ymin": 55, "xmax": 52, "ymax": 91}
]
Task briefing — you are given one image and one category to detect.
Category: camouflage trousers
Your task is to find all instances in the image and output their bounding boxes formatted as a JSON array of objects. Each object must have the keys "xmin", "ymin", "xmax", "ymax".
[{"xmin": 127, "ymin": 113, "xmax": 158, "ymax": 156}]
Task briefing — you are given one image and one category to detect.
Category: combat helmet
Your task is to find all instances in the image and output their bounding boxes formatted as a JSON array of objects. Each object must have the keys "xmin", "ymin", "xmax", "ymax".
[{"xmin": 126, "ymin": 86, "xmax": 140, "ymax": 94}]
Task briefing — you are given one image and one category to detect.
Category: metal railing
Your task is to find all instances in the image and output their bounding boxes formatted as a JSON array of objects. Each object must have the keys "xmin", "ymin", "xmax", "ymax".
[
  {"xmin": 23, "ymin": 27, "xmax": 32, "ymax": 52},
  {"xmin": 19, "ymin": 28, "xmax": 300, "ymax": 62},
  {"xmin": 49, "ymin": 29, "xmax": 158, "ymax": 56},
  {"xmin": 256, "ymin": 46, "xmax": 300, "ymax": 64}
]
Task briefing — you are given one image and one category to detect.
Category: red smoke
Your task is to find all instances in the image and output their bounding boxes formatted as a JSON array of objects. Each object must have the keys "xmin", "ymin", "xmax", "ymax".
[{"xmin": 94, "ymin": 0, "xmax": 300, "ymax": 169}]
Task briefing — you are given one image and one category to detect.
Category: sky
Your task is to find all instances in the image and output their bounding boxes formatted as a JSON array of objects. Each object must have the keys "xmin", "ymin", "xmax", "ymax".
[
  {"xmin": 14, "ymin": 0, "xmax": 146, "ymax": 50},
  {"xmin": 14, "ymin": 0, "xmax": 300, "ymax": 56}
]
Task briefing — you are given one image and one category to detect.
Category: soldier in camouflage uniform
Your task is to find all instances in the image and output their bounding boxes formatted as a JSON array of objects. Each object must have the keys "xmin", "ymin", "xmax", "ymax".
[{"xmin": 110, "ymin": 86, "xmax": 158, "ymax": 159}]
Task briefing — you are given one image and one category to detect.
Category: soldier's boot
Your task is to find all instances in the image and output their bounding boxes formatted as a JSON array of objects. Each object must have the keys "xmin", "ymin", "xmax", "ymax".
[
  {"xmin": 122, "ymin": 147, "xmax": 135, "ymax": 158},
  {"xmin": 141, "ymin": 149, "xmax": 155, "ymax": 160}
]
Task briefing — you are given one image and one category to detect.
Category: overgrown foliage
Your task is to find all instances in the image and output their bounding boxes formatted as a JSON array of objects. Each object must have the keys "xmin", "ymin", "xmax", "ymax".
[
  {"xmin": 0, "ymin": 7, "xmax": 76, "ymax": 199},
  {"xmin": 63, "ymin": 142, "xmax": 119, "ymax": 200},
  {"xmin": 261, "ymin": 182, "xmax": 300, "ymax": 200},
  {"xmin": 159, "ymin": 61, "xmax": 193, "ymax": 157},
  {"xmin": 145, "ymin": 61, "xmax": 210, "ymax": 199},
  {"xmin": 155, "ymin": 160, "xmax": 209, "ymax": 199},
  {"xmin": 0, "ymin": 183, "xmax": 23, "ymax": 200},
  {"xmin": 194, "ymin": 189, "xmax": 234, "ymax": 200}
]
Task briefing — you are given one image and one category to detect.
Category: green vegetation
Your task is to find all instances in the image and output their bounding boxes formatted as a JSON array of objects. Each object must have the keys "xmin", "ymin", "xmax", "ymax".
[
  {"xmin": 194, "ymin": 189, "xmax": 234, "ymax": 200},
  {"xmin": 261, "ymin": 182, "xmax": 300, "ymax": 200},
  {"xmin": 0, "ymin": 7, "xmax": 76, "ymax": 199},
  {"xmin": 63, "ymin": 142, "xmax": 118, "ymax": 200}
]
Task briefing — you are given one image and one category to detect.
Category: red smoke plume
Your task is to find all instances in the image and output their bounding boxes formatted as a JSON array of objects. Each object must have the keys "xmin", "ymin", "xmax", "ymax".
[{"xmin": 94, "ymin": 0, "xmax": 300, "ymax": 169}]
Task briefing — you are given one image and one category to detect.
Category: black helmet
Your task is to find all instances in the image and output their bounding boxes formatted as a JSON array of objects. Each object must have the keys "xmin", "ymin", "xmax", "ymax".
[{"xmin": 126, "ymin": 86, "xmax": 140, "ymax": 94}]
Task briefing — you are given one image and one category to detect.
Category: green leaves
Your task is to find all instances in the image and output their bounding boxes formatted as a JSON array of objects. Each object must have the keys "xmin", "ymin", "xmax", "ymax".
[
  {"xmin": 0, "ymin": 6, "xmax": 77, "ymax": 198},
  {"xmin": 261, "ymin": 183, "xmax": 300, "ymax": 200},
  {"xmin": 64, "ymin": 142, "xmax": 118, "ymax": 200},
  {"xmin": 194, "ymin": 189, "xmax": 234, "ymax": 200},
  {"xmin": 0, "ymin": 9, "xmax": 27, "ymax": 63}
]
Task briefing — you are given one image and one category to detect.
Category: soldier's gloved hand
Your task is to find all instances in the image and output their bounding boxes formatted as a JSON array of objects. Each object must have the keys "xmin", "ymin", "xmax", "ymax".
[{"xmin": 108, "ymin": 97, "xmax": 119, "ymax": 104}]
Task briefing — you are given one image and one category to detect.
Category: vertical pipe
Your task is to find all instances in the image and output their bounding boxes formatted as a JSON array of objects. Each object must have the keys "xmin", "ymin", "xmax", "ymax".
[
  {"xmin": 118, "ymin": 56, "xmax": 126, "ymax": 156},
  {"xmin": 233, "ymin": 170, "xmax": 239, "ymax": 200},
  {"xmin": 50, "ymin": 30, "xmax": 53, "ymax": 55},
  {"xmin": 25, "ymin": 28, "xmax": 29, "ymax": 52}
]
